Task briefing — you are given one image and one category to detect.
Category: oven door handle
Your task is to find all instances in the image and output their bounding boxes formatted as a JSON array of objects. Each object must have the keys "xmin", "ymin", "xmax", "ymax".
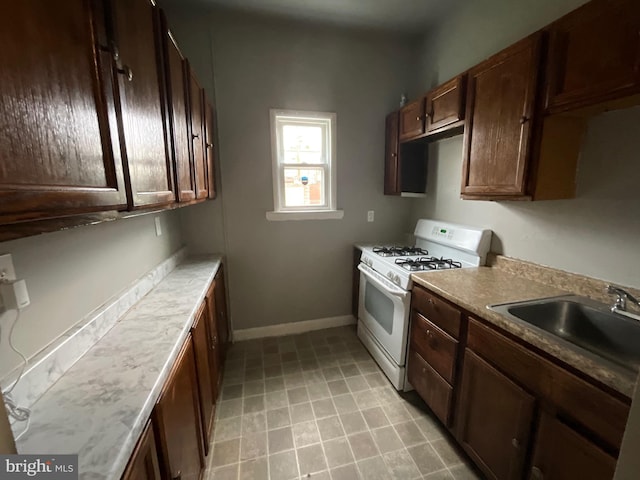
[{"xmin": 358, "ymin": 263, "xmax": 409, "ymax": 298}]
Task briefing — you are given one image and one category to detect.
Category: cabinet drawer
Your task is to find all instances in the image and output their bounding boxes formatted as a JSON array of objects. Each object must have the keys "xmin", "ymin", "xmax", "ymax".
[
  {"xmin": 412, "ymin": 287, "xmax": 462, "ymax": 338},
  {"xmin": 407, "ymin": 350, "xmax": 453, "ymax": 427},
  {"xmin": 467, "ymin": 318, "xmax": 630, "ymax": 450},
  {"xmin": 411, "ymin": 312, "xmax": 458, "ymax": 383}
]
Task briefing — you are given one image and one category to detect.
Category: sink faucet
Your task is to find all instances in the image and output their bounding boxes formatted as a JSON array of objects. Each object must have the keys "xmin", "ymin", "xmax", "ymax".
[{"xmin": 607, "ymin": 285, "xmax": 640, "ymax": 321}]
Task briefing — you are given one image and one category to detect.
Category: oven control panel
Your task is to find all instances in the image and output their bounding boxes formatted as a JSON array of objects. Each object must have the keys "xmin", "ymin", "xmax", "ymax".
[{"xmin": 431, "ymin": 226, "xmax": 455, "ymax": 241}]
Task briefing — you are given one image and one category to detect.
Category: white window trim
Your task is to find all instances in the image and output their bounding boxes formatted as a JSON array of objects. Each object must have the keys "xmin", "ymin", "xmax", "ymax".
[{"xmin": 267, "ymin": 109, "xmax": 342, "ymax": 221}]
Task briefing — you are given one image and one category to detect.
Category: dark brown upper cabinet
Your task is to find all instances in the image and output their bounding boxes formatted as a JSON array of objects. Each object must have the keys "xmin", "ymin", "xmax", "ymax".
[
  {"xmin": 187, "ymin": 67, "xmax": 209, "ymax": 200},
  {"xmin": 109, "ymin": 0, "xmax": 175, "ymax": 209},
  {"xmin": 0, "ymin": 0, "xmax": 128, "ymax": 225},
  {"xmin": 461, "ymin": 33, "xmax": 542, "ymax": 199},
  {"xmin": 204, "ymin": 97, "xmax": 217, "ymax": 200},
  {"xmin": 160, "ymin": 14, "xmax": 196, "ymax": 203},
  {"xmin": 545, "ymin": 0, "xmax": 640, "ymax": 114},
  {"xmin": 426, "ymin": 75, "xmax": 466, "ymax": 133},
  {"xmin": 398, "ymin": 98, "xmax": 426, "ymax": 141}
]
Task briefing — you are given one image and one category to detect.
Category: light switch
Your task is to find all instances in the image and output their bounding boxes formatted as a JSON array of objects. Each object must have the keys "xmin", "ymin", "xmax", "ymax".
[{"xmin": 367, "ymin": 211, "xmax": 375, "ymax": 223}]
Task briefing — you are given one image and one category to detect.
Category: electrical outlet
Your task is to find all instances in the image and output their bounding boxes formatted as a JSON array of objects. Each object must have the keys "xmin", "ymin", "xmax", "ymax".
[
  {"xmin": 0, "ymin": 254, "xmax": 16, "ymax": 282},
  {"xmin": 367, "ymin": 211, "xmax": 375, "ymax": 223},
  {"xmin": 154, "ymin": 217, "xmax": 162, "ymax": 237}
]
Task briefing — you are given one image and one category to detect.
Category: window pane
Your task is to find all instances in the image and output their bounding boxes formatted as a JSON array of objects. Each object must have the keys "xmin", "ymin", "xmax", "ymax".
[
  {"xmin": 282, "ymin": 125, "xmax": 323, "ymax": 164},
  {"xmin": 283, "ymin": 168, "xmax": 325, "ymax": 207}
]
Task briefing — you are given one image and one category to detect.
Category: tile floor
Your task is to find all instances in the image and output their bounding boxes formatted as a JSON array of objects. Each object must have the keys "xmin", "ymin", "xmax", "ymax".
[{"xmin": 206, "ymin": 325, "xmax": 481, "ymax": 480}]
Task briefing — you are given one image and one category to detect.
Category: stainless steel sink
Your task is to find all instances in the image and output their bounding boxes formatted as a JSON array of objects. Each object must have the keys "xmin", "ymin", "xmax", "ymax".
[{"xmin": 488, "ymin": 295, "xmax": 640, "ymax": 372}]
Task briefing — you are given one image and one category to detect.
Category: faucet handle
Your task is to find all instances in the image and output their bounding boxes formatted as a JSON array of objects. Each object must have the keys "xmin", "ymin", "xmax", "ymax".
[{"xmin": 607, "ymin": 285, "xmax": 640, "ymax": 310}]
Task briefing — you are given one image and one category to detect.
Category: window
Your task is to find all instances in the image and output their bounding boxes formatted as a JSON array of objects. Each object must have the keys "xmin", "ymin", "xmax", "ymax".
[{"xmin": 267, "ymin": 109, "xmax": 342, "ymax": 221}]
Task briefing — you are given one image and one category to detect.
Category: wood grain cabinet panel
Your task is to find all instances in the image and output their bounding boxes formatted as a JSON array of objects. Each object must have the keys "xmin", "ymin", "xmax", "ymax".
[
  {"xmin": 191, "ymin": 301, "xmax": 215, "ymax": 455},
  {"xmin": 153, "ymin": 339, "xmax": 203, "ymax": 480},
  {"xmin": 160, "ymin": 15, "xmax": 196, "ymax": 203},
  {"xmin": 398, "ymin": 98, "xmax": 426, "ymax": 141},
  {"xmin": 407, "ymin": 350, "xmax": 453, "ymax": 427},
  {"xmin": 203, "ymin": 98, "xmax": 217, "ymax": 199},
  {"xmin": 528, "ymin": 412, "xmax": 616, "ymax": 480},
  {"xmin": 545, "ymin": 0, "xmax": 640, "ymax": 113},
  {"xmin": 110, "ymin": 0, "xmax": 175, "ymax": 208},
  {"xmin": 187, "ymin": 68, "xmax": 208, "ymax": 199},
  {"xmin": 412, "ymin": 286, "xmax": 462, "ymax": 339},
  {"xmin": 213, "ymin": 266, "xmax": 230, "ymax": 364},
  {"xmin": 410, "ymin": 312, "xmax": 458, "ymax": 384},
  {"xmin": 426, "ymin": 75, "xmax": 465, "ymax": 132},
  {"xmin": 457, "ymin": 349, "xmax": 535, "ymax": 480},
  {"xmin": 383, "ymin": 111, "xmax": 400, "ymax": 195},
  {"xmin": 0, "ymin": 0, "xmax": 128, "ymax": 224},
  {"xmin": 205, "ymin": 281, "xmax": 222, "ymax": 393},
  {"xmin": 462, "ymin": 33, "xmax": 542, "ymax": 198},
  {"xmin": 121, "ymin": 422, "xmax": 161, "ymax": 480}
]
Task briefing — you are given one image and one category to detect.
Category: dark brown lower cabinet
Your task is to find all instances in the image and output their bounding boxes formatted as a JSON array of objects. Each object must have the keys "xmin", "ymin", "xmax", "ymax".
[
  {"xmin": 153, "ymin": 338, "xmax": 203, "ymax": 480},
  {"xmin": 213, "ymin": 266, "xmax": 230, "ymax": 365},
  {"xmin": 407, "ymin": 350, "xmax": 453, "ymax": 427},
  {"xmin": 457, "ymin": 350, "xmax": 535, "ymax": 480},
  {"xmin": 191, "ymin": 301, "xmax": 216, "ymax": 455},
  {"xmin": 528, "ymin": 412, "xmax": 616, "ymax": 480},
  {"xmin": 122, "ymin": 422, "xmax": 162, "ymax": 480}
]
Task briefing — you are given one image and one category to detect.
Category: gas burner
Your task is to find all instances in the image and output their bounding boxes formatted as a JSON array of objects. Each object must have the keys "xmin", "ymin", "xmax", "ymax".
[
  {"xmin": 395, "ymin": 256, "xmax": 463, "ymax": 271},
  {"xmin": 373, "ymin": 246, "xmax": 429, "ymax": 257}
]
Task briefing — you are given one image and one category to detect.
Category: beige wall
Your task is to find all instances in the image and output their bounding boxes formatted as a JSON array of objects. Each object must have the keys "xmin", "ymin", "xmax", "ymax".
[
  {"xmin": 164, "ymin": 6, "xmax": 417, "ymax": 330},
  {"xmin": 0, "ymin": 211, "xmax": 184, "ymax": 378},
  {"xmin": 409, "ymin": 0, "xmax": 640, "ymax": 289}
]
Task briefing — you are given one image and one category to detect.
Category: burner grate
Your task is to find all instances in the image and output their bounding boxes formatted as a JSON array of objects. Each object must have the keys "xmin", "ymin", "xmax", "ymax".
[
  {"xmin": 395, "ymin": 256, "xmax": 463, "ymax": 271},
  {"xmin": 373, "ymin": 246, "xmax": 429, "ymax": 257}
]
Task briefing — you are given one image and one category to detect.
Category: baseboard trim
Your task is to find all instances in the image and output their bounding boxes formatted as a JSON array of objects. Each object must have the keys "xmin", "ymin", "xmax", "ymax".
[{"xmin": 233, "ymin": 315, "xmax": 356, "ymax": 341}]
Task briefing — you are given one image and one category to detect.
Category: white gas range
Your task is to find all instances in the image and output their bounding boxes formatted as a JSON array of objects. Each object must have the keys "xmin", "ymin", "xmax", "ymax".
[{"xmin": 357, "ymin": 219, "xmax": 492, "ymax": 390}]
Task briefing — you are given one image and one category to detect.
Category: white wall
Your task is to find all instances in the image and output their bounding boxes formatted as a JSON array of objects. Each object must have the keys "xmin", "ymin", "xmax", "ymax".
[
  {"xmin": 409, "ymin": 0, "xmax": 640, "ymax": 289},
  {"xmin": 163, "ymin": 6, "xmax": 417, "ymax": 330},
  {"xmin": 0, "ymin": 211, "xmax": 184, "ymax": 378}
]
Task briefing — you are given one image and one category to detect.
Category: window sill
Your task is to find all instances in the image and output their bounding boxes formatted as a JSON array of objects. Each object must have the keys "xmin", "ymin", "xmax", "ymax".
[{"xmin": 266, "ymin": 210, "xmax": 344, "ymax": 221}]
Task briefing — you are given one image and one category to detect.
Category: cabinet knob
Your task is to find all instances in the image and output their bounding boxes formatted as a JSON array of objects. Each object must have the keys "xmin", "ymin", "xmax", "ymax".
[
  {"xmin": 422, "ymin": 367, "xmax": 426, "ymax": 374},
  {"xmin": 520, "ymin": 116, "xmax": 529, "ymax": 124},
  {"xmin": 206, "ymin": 142, "xmax": 214, "ymax": 148},
  {"xmin": 511, "ymin": 438, "xmax": 521, "ymax": 449},
  {"xmin": 531, "ymin": 466, "xmax": 544, "ymax": 480},
  {"xmin": 117, "ymin": 65, "xmax": 133, "ymax": 82},
  {"xmin": 172, "ymin": 471, "xmax": 182, "ymax": 480},
  {"xmin": 416, "ymin": 115, "xmax": 421, "ymax": 121},
  {"xmin": 192, "ymin": 133, "xmax": 200, "ymax": 139},
  {"xmin": 391, "ymin": 153, "xmax": 397, "ymax": 157}
]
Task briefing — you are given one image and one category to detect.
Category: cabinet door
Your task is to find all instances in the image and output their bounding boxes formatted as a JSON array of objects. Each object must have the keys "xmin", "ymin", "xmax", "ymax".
[
  {"xmin": 214, "ymin": 266, "xmax": 230, "ymax": 364},
  {"xmin": 528, "ymin": 413, "xmax": 616, "ymax": 480},
  {"xmin": 457, "ymin": 350, "xmax": 535, "ymax": 480},
  {"xmin": 122, "ymin": 422, "xmax": 161, "ymax": 480},
  {"xmin": 161, "ymin": 16, "xmax": 196, "ymax": 203},
  {"xmin": 426, "ymin": 76, "xmax": 465, "ymax": 132},
  {"xmin": 187, "ymin": 68, "xmax": 208, "ymax": 199},
  {"xmin": 383, "ymin": 112, "xmax": 400, "ymax": 195},
  {"xmin": 205, "ymin": 282, "xmax": 222, "ymax": 393},
  {"xmin": 461, "ymin": 33, "xmax": 542, "ymax": 197},
  {"xmin": 204, "ymin": 99, "xmax": 217, "ymax": 199},
  {"xmin": 191, "ymin": 301, "xmax": 215, "ymax": 456},
  {"xmin": 0, "ymin": 0, "xmax": 128, "ymax": 224},
  {"xmin": 153, "ymin": 339, "xmax": 203, "ymax": 480},
  {"xmin": 545, "ymin": 0, "xmax": 640, "ymax": 113},
  {"xmin": 398, "ymin": 98, "xmax": 426, "ymax": 141},
  {"xmin": 110, "ymin": 0, "xmax": 174, "ymax": 208},
  {"xmin": 407, "ymin": 350, "xmax": 453, "ymax": 427}
]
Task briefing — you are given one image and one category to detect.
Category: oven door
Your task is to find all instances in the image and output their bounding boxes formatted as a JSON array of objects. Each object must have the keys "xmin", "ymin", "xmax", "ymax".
[{"xmin": 357, "ymin": 263, "xmax": 410, "ymax": 365}]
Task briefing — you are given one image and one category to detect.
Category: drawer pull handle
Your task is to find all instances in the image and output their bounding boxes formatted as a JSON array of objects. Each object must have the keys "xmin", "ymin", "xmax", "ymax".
[
  {"xmin": 511, "ymin": 438, "xmax": 521, "ymax": 449},
  {"xmin": 172, "ymin": 471, "xmax": 182, "ymax": 480},
  {"xmin": 531, "ymin": 466, "xmax": 544, "ymax": 480}
]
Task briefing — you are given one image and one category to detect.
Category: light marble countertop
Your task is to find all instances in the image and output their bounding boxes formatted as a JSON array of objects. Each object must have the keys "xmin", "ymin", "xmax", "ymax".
[
  {"xmin": 411, "ymin": 267, "xmax": 638, "ymax": 398},
  {"xmin": 16, "ymin": 255, "xmax": 222, "ymax": 480}
]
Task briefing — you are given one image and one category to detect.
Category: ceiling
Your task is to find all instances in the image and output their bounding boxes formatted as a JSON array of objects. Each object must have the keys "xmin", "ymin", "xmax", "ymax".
[{"xmin": 176, "ymin": 0, "xmax": 459, "ymax": 33}]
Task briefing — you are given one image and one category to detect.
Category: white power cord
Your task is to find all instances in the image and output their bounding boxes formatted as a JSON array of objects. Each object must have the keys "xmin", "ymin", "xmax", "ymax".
[{"xmin": 1, "ymin": 309, "xmax": 31, "ymax": 440}]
